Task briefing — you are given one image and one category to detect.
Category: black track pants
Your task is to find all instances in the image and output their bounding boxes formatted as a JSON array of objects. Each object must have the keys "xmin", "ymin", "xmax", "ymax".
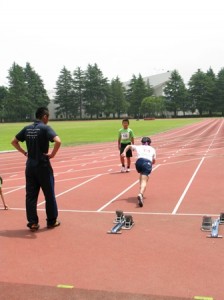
[{"xmin": 25, "ymin": 162, "xmax": 58, "ymax": 226}]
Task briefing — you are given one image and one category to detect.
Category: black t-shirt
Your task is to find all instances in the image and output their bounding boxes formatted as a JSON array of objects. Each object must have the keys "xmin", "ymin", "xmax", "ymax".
[{"xmin": 16, "ymin": 120, "xmax": 57, "ymax": 164}]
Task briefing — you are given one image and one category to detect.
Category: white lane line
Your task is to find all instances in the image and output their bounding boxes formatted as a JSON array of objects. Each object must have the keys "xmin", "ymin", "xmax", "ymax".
[
  {"xmin": 4, "ymin": 186, "xmax": 25, "ymax": 194},
  {"xmin": 172, "ymin": 118, "xmax": 224, "ymax": 214},
  {"xmin": 97, "ymin": 164, "xmax": 161, "ymax": 212},
  {"xmin": 97, "ymin": 180, "xmax": 139, "ymax": 212},
  {"xmin": 7, "ymin": 207, "xmax": 220, "ymax": 218},
  {"xmin": 37, "ymin": 174, "xmax": 101, "ymax": 206},
  {"xmin": 172, "ymin": 157, "xmax": 205, "ymax": 215}
]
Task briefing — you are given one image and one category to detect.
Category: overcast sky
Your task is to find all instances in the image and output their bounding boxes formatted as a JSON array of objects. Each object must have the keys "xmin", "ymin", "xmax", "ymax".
[{"xmin": 1, "ymin": 0, "xmax": 224, "ymax": 90}]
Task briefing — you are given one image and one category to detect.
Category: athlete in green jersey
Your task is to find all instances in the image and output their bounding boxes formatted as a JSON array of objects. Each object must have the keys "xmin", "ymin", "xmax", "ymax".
[{"xmin": 118, "ymin": 119, "xmax": 134, "ymax": 172}]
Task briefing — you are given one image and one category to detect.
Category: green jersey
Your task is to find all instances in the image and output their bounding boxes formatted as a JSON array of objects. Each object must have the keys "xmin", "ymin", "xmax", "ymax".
[{"xmin": 118, "ymin": 128, "xmax": 134, "ymax": 144}]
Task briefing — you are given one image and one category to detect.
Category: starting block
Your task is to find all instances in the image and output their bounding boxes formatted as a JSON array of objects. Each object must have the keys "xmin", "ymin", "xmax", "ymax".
[
  {"xmin": 107, "ymin": 220, "xmax": 124, "ymax": 234},
  {"xmin": 122, "ymin": 215, "xmax": 134, "ymax": 230},
  {"xmin": 207, "ymin": 218, "xmax": 222, "ymax": 238},
  {"xmin": 201, "ymin": 216, "xmax": 212, "ymax": 231},
  {"xmin": 113, "ymin": 210, "xmax": 125, "ymax": 224},
  {"xmin": 107, "ymin": 211, "xmax": 134, "ymax": 234},
  {"xmin": 219, "ymin": 212, "xmax": 224, "ymax": 224}
]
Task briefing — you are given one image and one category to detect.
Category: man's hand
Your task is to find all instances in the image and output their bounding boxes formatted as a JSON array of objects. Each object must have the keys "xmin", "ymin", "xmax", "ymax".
[
  {"xmin": 44, "ymin": 153, "xmax": 54, "ymax": 159},
  {"xmin": 44, "ymin": 136, "xmax": 61, "ymax": 159}
]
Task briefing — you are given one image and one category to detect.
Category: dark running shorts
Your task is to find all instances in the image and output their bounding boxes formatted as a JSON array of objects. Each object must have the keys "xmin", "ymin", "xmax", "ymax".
[
  {"xmin": 135, "ymin": 158, "xmax": 152, "ymax": 176},
  {"xmin": 120, "ymin": 143, "xmax": 132, "ymax": 157}
]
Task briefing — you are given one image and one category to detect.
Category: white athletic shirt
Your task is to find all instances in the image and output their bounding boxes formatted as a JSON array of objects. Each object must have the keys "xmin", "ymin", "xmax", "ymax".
[{"xmin": 131, "ymin": 145, "xmax": 156, "ymax": 162}]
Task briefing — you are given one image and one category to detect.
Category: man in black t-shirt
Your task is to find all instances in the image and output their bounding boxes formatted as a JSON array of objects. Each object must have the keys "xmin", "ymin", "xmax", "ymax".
[{"xmin": 11, "ymin": 107, "xmax": 61, "ymax": 231}]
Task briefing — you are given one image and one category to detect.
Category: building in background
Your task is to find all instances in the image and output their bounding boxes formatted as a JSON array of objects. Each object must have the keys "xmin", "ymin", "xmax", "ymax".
[
  {"xmin": 123, "ymin": 71, "xmax": 171, "ymax": 96},
  {"xmin": 47, "ymin": 90, "xmax": 57, "ymax": 119}
]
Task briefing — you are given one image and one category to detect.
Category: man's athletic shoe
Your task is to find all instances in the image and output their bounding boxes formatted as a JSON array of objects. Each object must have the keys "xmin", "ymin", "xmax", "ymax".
[
  {"xmin": 28, "ymin": 224, "xmax": 40, "ymax": 231},
  {"xmin": 121, "ymin": 166, "xmax": 126, "ymax": 173},
  {"xmin": 126, "ymin": 168, "xmax": 130, "ymax": 172},
  {"xmin": 137, "ymin": 194, "xmax": 144, "ymax": 207},
  {"xmin": 47, "ymin": 220, "xmax": 60, "ymax": 228}
]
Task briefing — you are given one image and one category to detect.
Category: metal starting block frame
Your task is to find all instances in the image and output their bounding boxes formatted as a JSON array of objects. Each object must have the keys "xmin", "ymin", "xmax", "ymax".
[
  {"xmin": 107, "ymin": 211, "xmax": 134, "ymax": 234},
  {"xmin": 113, "ymin": 210, "xmax": 125, "ymax": 224},
  {"xmin": 107, "ymin": 220, "xmax": 125, "ymax": 234},
  {"xmin": 207, "ymin": 218, "xmax": 222, "ymax": 238},
  {"xmin": 122, "ymin": 215, "xmax": 135, "ymax": 230},
  {"xmin": 201, "ymin": 216, "xmax": 212, "ymax": 231}
]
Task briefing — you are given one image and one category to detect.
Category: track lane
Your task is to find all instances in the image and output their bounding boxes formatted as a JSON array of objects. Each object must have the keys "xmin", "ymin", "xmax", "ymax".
[{"xmin": 1, "ymin": 118, "xmax": 224, "ymax": 300}]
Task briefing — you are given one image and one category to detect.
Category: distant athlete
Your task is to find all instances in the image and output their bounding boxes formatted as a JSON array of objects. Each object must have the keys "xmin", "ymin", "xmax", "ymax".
[
  {"xmin": 121, "ymin": 137, "xmax": 156, "ymax": 207},
  {"xmin": 118, "ymin": 119, "xmax": 134, "ymax": 172},
  {"xmin": 0, "ymin": 176, "xmax": 8, "ymax": 210}
]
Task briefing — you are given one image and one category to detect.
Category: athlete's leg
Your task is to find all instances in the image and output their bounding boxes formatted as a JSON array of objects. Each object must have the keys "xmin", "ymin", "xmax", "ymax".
[
  {"xmin": 120, "ymin": 144, "xmax": 126, "ymax": 171},
  {"xmin": 126, "ymin": 146, "xmax": 132, "ymax": 169},
  {"xmin": 38, "ymin": 164, "xmax": 58, "ymax": 226},
  {"xmin": 0, "ymin": 188, "xmax": 8, "ymax": 209},
  {"xmin": 137, "ymin": 174, "xmax": 147, "ymax": 207},
  {"xmin": 139, "ymin": 174, "xmax": 142, "ymax": 186},
  {"xmin": 139, "ymin": 174, "xmax": 149, "ymax": 196},
  {"xmin": 26, "ymin": 166, "xmax": 40, "ymax": 226},
  {"xmin": 127, "ymin": 157, "xmax": 131, "ymax": 168},
  {"xmin": 120, "ymin": 154, "xmax": 125, "ymax": 166}
]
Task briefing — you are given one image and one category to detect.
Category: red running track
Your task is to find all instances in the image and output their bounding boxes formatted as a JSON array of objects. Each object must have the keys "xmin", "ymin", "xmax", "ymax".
[{"xmin": 1, "ymin": 118, "xmax": 224, "ymax": 300}]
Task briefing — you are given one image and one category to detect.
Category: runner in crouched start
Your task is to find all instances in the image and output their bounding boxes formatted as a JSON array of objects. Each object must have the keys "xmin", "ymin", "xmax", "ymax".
[{"xmin": 121, "ymin": 137, "xmax": 156, "ymax": 207}]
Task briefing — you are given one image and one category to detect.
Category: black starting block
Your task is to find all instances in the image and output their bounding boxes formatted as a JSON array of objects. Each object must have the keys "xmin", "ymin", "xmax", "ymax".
[
  {"xmin": 113, "ymin": 210, "xmax": 125, "ymax": 224},
  {"xmin": 122, "ymin": 215, "xmax": 134, "ymax": 230},
  {"xmin": 219, "ymin": 212, "xmax": 224, "ymax": 224},
  {"xmin": 201, "ymin": 216, "xmax": 212, "ymax": 231},
  {"xmin": 107, "ymin": 211, "xmax": 134, "ymax": 234}
]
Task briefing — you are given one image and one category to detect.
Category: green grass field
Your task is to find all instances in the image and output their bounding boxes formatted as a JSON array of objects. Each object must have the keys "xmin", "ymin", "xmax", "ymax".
[{"xmin": 0, "ymin": 118, "xmax": 203, "ymax": 151}]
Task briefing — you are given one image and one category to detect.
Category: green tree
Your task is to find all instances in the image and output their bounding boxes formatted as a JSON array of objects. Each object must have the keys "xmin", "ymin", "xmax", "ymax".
[
  {"xmin": 24, "ymin": 62, "xmax": 50, "ymax": 119},
  {"xmin": 126, "ymin": 74, "xmax": 149, "ymax": 118},
  {"xmin": 101, "ymin": 82, "xmax": 114, "ymax": 118},
  {"xmin": 216, "ymin": 68, "xmax": 224, "ymax": 115},
  {"xmin": 145, "ymin": 78, "xmax": 154, "ymax": 97},
  {"xmin": 4, "ymin": 62, "xmax": 49, "ymax": 121},
  {"xmin": 84, "ymin": 64, "xmax": 108, "ymax": 118},
  {"xmin": 6, "ymin": 62, "xmax": 29, "ymax": 121},
  {"xmin": 140, "ymin": 96, "xmax": 165, "ymax": 117},
  {"xmin": 164, "ymin": 70, "xmax": 188, "ymax": 116},
  {"xmin": 188, "ymin": 69, "xmax": 213, "ymax": 116},
  {"xmin": 54, "ymin": 67, "xmax": 74, "ymax": 119},
  {"xmin": 205, "ymin": 68, "xmax": 217, "ymax": 116},
  {"xmin": 73, "ymin": 67, "xmax": 85, "ymax": 119},
  {"xmin": 0, "ymin": 86, "xmax": 8, "ymax": 122},
  {"xmin": 110, "ymin": 77, "xmax": 127, "ymax": 118}
]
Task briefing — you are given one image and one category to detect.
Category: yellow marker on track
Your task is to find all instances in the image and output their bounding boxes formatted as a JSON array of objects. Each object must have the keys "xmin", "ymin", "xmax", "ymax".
[
  {"xmin": 194, "ymin": 296, "xmax": 213, "ymax": 300},
  {"xmin": 57, "ymin": 284, "xmax": 74, "ymax": 289}
]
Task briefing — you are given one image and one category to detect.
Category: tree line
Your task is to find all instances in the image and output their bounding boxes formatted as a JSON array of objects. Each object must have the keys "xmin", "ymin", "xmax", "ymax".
[
  {"xmin": 1, "ymin": 62, "xmax": 224, "ymax": 122},
  {"xmin": 52, "ymin": 64, "xmax": 154, "ymax": 119}
]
